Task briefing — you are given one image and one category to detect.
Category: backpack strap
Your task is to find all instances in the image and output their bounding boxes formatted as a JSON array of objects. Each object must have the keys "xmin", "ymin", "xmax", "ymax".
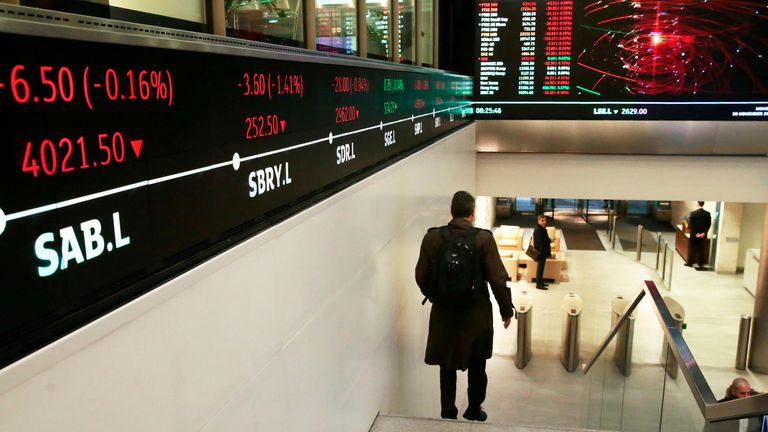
[
  {"xmin": 439, "ymin": 225, "xmax": 452, "ymax": 241},
  {"xmin": 422, "ymin": 225, "xmax": 449, "ymax": 306}
]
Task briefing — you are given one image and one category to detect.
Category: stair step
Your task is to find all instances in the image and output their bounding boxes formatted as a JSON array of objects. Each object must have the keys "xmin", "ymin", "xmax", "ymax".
[{"xmin": 370, "ymin": 414, "xmax": 615, "ymax": 432}]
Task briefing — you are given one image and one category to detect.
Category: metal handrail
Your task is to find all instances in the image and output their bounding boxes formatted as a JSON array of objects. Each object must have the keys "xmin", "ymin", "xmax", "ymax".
[{"xmin": 583, "ymin": 280, "xmax": 768, "ymax": 423}]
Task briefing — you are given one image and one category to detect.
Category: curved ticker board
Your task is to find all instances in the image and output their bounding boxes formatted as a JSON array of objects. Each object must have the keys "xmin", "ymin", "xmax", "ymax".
[{"xmin": 0, "ymin": 19, "xmax": 472, "ymax": 367}]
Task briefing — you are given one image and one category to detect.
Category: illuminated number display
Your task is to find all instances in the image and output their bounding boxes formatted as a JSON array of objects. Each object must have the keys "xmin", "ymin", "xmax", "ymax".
[
  {"xmin": 0, "ymin": 26, "xmax": 472, "ymax": 367},
  {"xmin": 475, "ymin": 0, "xmax": 768, "ymax": 119}
]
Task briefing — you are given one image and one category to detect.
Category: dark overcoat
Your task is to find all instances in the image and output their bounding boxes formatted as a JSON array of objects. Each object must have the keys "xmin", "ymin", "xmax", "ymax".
[
  {"xmin": 415, "ymin": 218, "xmax": 515, "ymax": 370},
  {"xmin": 532, "ymin": 224, "xmax": 552, "ymax": 260}
]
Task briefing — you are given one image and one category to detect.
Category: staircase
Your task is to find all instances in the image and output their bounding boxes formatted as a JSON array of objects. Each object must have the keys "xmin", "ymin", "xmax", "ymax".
[{"xmin": 370, "ymin": 414, "xmax": 616, "ymax": 432}]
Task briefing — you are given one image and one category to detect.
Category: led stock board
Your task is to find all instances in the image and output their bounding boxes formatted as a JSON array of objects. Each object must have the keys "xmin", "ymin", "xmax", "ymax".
[{"xmin": 0, "ymin": 22, "xmax": 472, "ymax": 367}]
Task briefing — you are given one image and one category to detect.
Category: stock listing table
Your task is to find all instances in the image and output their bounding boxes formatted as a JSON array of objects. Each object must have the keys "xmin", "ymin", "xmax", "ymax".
[
  {"xmin": 478, "ymin": 0, "xmax": 573, "ymax": 99},
  {"xmin": 0, "ymin": 20, "xmax": 472, "ymax": 367}
]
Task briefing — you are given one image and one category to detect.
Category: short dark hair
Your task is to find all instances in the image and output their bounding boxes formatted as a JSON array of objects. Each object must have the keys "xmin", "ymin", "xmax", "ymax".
[
  {"xmin": 537, "ymin": 214, "xmax": 547, "ymax": 220},
  {"xmin": 451, "ymin": 191, "xmax": 475, "ymax": 218},
  {"xmin": 697, "ymin": 201, "xmax": 705, "ymax": 207}
]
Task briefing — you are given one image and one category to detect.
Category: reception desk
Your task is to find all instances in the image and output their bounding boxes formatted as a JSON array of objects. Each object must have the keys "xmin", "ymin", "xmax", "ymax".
[{"xmin": 675, "ymin": 224, "xmax": 711, "ymax": 266}]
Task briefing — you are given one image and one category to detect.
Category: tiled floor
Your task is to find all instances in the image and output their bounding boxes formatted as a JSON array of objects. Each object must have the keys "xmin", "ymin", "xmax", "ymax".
[{"xmin": 382, "ymin": 227, "xmax": 766, "ymax": 431}]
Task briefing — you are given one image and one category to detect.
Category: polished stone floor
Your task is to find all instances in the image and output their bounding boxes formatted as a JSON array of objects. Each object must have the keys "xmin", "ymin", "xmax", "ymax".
[
  {"xmin": 381, "ymin": 227, "xmax": 765, "ymax": 432},
  {"xmin": 370, "ymin": 414, "xmax": 609, "ymax": 432}
]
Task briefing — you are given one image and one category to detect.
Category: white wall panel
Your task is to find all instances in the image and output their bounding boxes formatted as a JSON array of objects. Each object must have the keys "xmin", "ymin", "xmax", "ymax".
[
  {"xmin": 477, "ymin": 153, "xmax": 768, "ymax": 203},
  {"xmin": 0, "ymin": 124, "xmax": 477, "ymax": 432},
  {"xmin": 738, "ymin": 204, "xmax": 766, "ymax": 269},
  {"xmin": 110, "ymin": 0, "xmax": 206, "ymax": 23}
]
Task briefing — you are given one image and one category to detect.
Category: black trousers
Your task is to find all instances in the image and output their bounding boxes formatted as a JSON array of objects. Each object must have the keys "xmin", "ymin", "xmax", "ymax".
[
  {"xmin": 688, "ymin": 238, "xmax": 708, "ymax": 266},
  {"xmin": 535, "ymin": 258, "xmax": 547, "ymax": 284},
  {"xmin": 439, "ymin": 358, "xmax": 487, "ymax": 415}
]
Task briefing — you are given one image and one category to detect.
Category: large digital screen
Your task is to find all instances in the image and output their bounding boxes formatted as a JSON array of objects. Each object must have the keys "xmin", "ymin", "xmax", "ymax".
[
  {"xmin": 475, "ymin": 0, "xmax": 768, "ymax": 119},
  {"xmin": 0, "ymin": 21, "xmax": 472, "ymax": 367}
]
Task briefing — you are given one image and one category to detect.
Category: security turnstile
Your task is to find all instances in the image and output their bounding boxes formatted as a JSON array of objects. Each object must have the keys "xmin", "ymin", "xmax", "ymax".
[
  {"xmin": 611, "ymin": 295, "xmax": 636, "ymax": 376},
  {"xmin": 560, "ymin": 293, "xmax": 583, "ymax": 372},
  {"xmin": 514, "ymin": 292, "xmax": 533, "ymax": 369}
]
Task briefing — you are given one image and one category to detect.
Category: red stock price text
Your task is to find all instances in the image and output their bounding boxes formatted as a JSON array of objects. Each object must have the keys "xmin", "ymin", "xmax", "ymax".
[
  {"xmin": 239, "ymin": 73, "xmax": 304, "ymax": 99},
  {"xmin": 0, "ymin": 65, "xmax": 174, "ymax": 110},
  {"xmin": 21, "ymin": 132, "xmax": 143, "ymax": 177}
]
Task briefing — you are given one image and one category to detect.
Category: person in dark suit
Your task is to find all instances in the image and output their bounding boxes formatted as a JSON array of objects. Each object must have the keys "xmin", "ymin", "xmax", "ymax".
[
  {"xmin": 415, "ymin": 191, "xmax": 515, "ymax": 422},
  {"xmin": 686, "ymin": 201, "xmax": 712, "ymax": 267},
  {"xmin": 532, "ymin": 214, "xmax": 552, "ymax": 290}
]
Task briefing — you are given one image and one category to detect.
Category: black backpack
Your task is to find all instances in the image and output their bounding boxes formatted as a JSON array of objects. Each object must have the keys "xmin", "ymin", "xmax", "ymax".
[{"xmin": 427, "ymin": 226, "xmax": 484, "ymax": 308}]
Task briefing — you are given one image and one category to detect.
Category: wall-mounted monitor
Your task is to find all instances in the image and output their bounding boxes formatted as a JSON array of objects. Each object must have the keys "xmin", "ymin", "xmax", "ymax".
[{"xmin": 475, "ymin": 0, "xmax": 768, "ymax": 119}]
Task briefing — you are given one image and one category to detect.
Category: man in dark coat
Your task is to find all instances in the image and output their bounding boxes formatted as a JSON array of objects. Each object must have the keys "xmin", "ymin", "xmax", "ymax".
[
  {"xmin": 704, "ymin": 378, "xmax": 765, "ymax": 432},
  {"xmin": 686, "ymin": 201, "xmax": 711, "ymax": 267},
  {"xmin": 415, "ymin": 191, "xmax": 515, "ymax": 422},
  {"xmin": 532, "ymin": 214, "xmax": 552, "ymax": 290}
]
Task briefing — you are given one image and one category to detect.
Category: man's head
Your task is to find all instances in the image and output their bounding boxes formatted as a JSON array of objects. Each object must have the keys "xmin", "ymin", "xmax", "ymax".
[
  {"xmin": 697, "ymin": 201, "xmax": 705, "ymax": 207},
  {"xmin": 537, "ymin": 215, "xmax": 547, "ymax": 226},
  {"xmin": 728, "ymin": 378, "xmax": 753, "ymax": 399},
  {"xmin": 451, "ymin": 191, "xmax": 475, "ymax": 221}
]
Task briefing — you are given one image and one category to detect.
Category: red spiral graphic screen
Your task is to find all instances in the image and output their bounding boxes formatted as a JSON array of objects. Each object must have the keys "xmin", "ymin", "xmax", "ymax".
[{"xmin": 475, "ymin": 0, "xmax": 768, "ymax": 119}]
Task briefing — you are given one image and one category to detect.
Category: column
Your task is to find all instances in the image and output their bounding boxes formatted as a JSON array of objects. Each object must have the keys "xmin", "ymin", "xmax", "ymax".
[
  {"xmin": 357, "ymin": 0, "xmax": 367, "ymax": 57},
  {"xmin": 714, "ymin": 202, "xmax": 743, "ymax": 274},
  {"xmin": 749, "ymin": 203, "xmax": 768, "ymax": 373},
  {"xmin": 211, "ymin": 0, "xmax": 226, "ymax": 36}
]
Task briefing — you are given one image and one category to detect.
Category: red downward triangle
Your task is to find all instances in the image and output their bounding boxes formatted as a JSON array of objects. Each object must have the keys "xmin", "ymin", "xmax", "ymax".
[
  {"xmin": 280, "ymin": 120, "xmax": 286, "ymax": 132},
  {"xmin": 130, "ymin": 140, "xmax": 143, "ymax": 158}
]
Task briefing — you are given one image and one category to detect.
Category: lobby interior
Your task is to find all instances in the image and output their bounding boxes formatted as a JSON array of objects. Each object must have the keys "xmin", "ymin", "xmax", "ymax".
[{"xmin": 377, "ymin": 198, "xmax": 767, "ymax": 432}]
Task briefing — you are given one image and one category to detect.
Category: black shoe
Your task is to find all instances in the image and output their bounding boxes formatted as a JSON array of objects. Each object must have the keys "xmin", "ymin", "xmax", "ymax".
[
  {"xmin": 684, "ymin": 263, "xmax": 693, "ymax": 267},
  {"xmin": 441, "ymin": 408, "xmax": 458, "ymax": 419},
  {"xmin": 536, "ymin": 284, "xmax": 548, "ymax": 290},
  {"xmin": 463, "ymin": 407, "xmax": 488, "ymax": 422}
]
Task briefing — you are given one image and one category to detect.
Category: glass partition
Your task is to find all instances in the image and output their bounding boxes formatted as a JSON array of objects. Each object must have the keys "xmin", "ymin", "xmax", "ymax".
[
  {"xmin": 226, "ymin": 0, "xmax": 304, "ymax": 46},
  {"xmin": 419, "ymin": 0, "xmax": 434, "ymax": 67},
  {"xmin": 582, "ymin": 338, "xmax": 626, "ymax": 430},
  {"xmin": 617, "ymin": 361, "xmax": 667, "ymax": 431},
  {"xmin": 614, "ymin": 219, "xmax": 639, "ymax": 261},
  {"xmin": 515, "ymin": 197, "xmax": 536, "ymax": 214},
  {"xmin": 658, "ymin": 348, "xmax": 705, "ymax": 431},
  {"xmin": 554, "ymin": 198, "xmax": 579, "ymax": 215},
  {"xmin": 316, "ymin": 0, "xmax": 357, "ymax": 54},
  {"xmin": 365, "ymin": 0, "xmax": 390, "ymax": 60},
  {"xmin": 660, "ymin": 236, "xmax": 674, "ymax": 289},
  {"xmin": 396, "ymin": 0, "xmax": 415, "ymax": 63},
  {"xmin": 626, "ymin": 200, "xmax": 652, "ymax": 216},
  {"xmin": 640, "ymin": 229, "xmax": 660, "ymax": 270}
]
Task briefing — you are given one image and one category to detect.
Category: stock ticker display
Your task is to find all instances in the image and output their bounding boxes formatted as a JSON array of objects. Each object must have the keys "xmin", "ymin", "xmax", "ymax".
[
  {"xmin": 0, "ymin": 28, "xmax": 471, "ymax": 366},
  {"xmin": 475, "ymin": 0, "xmax": 768, "ymax": 119}
]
